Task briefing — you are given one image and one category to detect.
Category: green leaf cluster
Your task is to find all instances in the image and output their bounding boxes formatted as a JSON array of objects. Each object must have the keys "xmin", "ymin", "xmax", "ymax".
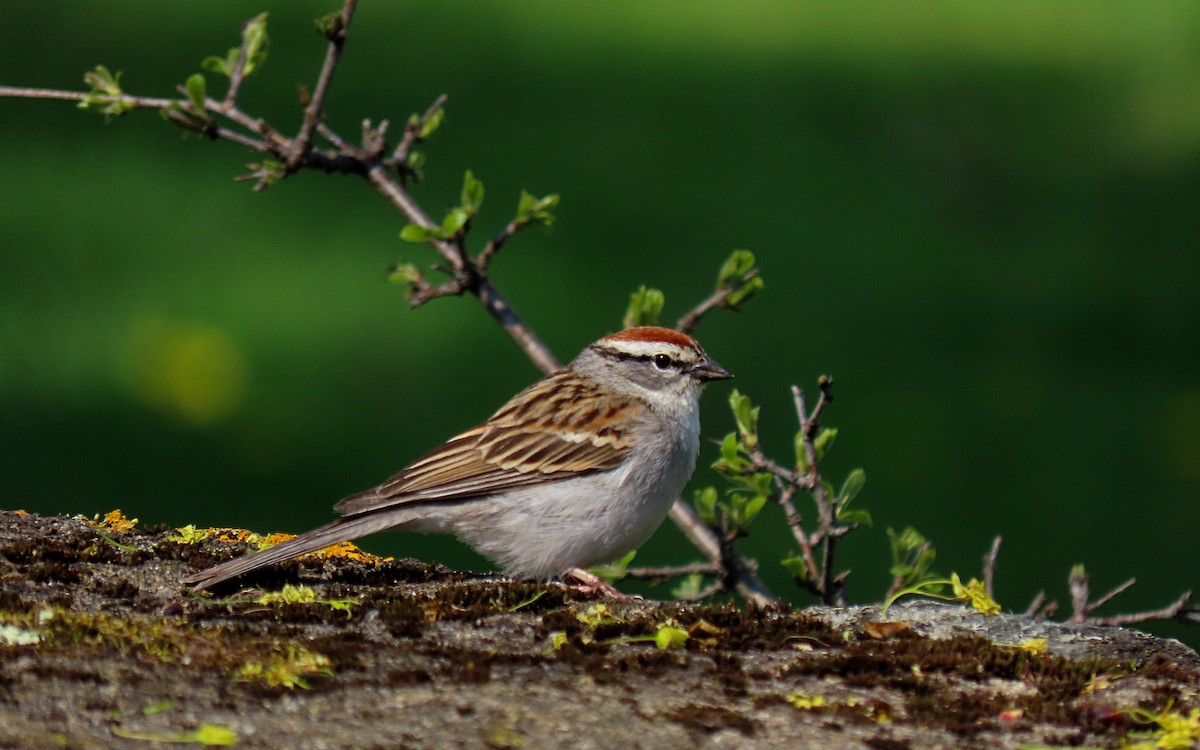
[
  {"xmin": 400, "ymin": 170, "xmax": 484, "ymax": 243},
  {"xmin": 78, "ymin": 66, "xmax": 136, "ymax": 118},
  {"xmin": 887, "ymin": 526, "xmax": 938, "ymax": 589},
  {"xmin": 715, "ymin": 249, "xmax": 763, "ymax": 310},
  {"xmin": 203, "ymin": 12, "xmax": 270, "ymax": 78},
  {"xmin": 703, "ymin": 390, "xmax": 772, "ymax": 532},
  {"xmin": 623, "ymin": 286, "xmax": 664, "ymax": 328},
  {"xmin": 835, "ymin": 467, "xmax": 870, "ymax": 525},
  {"xmin": 313, "ymin": 10, "xmax": 345, "ymax": 40},
  {"xmin": 695, "ymin": 477, "xmax": 772, "ymax": 533},
  {"xmin": 514, "ymin": 190, "xmax": 559, "ymax": 228}
]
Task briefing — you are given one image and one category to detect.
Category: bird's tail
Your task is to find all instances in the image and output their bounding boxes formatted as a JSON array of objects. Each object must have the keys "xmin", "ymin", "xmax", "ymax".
[{"xmin": 183, "ymin": 512, "xmax": 408, "ymax": 591}]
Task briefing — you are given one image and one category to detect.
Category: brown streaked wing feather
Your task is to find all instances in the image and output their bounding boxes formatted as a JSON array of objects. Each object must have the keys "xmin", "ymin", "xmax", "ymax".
[{"xmin": 333, "ymin": 371, "xmax": 638, "ymax": 517}]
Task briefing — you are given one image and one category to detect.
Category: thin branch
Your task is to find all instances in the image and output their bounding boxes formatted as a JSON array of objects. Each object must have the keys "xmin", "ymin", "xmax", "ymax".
[
  {"xmin": 391, "ymin": 93, "xmax": 448, "ymax": 165},
  {"xmin": 676, "ymin": 268, "xmax": 760, "ymax": 335},
  {"xmin": 288, "ymin": 0, "xmax": 358, "ymax": 171},
  {"xmin": 792, "ymin": 379, "xmax": 844, "ymax": 604},
  {"xmin": 1023, "ymin": 590, "xmax": 1047, "ymax": 619},
  {"xmin": 982, "ymin": 535, "xmax": 1002, "ymax": 599},
  {"xmin": 667, "ymin": 502, "xmax": 776, "ymax": 607},
  {"xmin": 622, "ymin": 562, "xmax": 720, "ymax": 583},
  {"xmin": 476, "ymin": 219, "xmax": 523, "ymax": 273},
  {"xmin": 1085, "ymin": 591, "xmax": 1196, "ymax": 627},
  {"xmin": 0, "ymin": 86, "xmax": 172, "ymax": 108},
  {"xmin": 1086, "ymin": 577, "xmax": 1138, "ymax": 614},
  {"xmin": 221, "ymin": 18, "xmax": 255, "ymax": 107}
]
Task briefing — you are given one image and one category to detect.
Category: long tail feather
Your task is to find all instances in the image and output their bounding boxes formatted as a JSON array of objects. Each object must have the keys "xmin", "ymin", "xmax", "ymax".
[{"xmin": 183, "ymin": 512, "xmax": 408, "ymax": 591}]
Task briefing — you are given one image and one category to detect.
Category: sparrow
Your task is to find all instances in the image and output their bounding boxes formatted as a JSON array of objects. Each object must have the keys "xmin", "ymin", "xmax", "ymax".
[{"xmin": 185, "ymin": 326, "xmax": 731, "ymax": 590}]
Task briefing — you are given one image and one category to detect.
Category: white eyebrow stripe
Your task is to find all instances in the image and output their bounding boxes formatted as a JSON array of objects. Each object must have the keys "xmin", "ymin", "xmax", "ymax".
[{"xmin": 599, "ymin": 340, "xmax": 698, "ymax": 359}]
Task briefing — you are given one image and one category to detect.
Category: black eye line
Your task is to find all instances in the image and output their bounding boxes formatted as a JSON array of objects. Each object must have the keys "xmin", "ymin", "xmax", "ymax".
[{"xmin": 595, "ymin": 346, "xmax": 688, "ymax": 372}]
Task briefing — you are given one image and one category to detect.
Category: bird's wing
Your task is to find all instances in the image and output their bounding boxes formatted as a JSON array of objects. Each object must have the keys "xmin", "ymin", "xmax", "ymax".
[{"xmin": 333, "ymin": 371, "xmax": 638, "ymax": 516}]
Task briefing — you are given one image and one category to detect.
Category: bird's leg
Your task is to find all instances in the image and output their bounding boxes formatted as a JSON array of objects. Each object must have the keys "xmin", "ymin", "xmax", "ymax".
[{"xmin": 559, "ymin": 567, "xmax": 641, "ymax": 600}]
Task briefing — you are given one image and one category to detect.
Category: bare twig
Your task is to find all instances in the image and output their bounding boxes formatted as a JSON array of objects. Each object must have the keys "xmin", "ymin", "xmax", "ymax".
[
  {"xmin": 982, "ymin": 535, "xmax": 1002, "ymax": 598},
  {"xmin": 221, "ymin": 17, "xmax": 256, "ymax": 107},
  {"xmin": 1023, "ymin": 590, "xmax": 1047, "ymax": 619},
  {"xmin": 1086, "ymin": 591, "xmax": 1196, "ymax": 627},
  {"xmin": 622, "ymin": 562, "xmax": 720, "ymax": 583},
  {"xmin": 676, "ymin": 269, "xmax": 760, "ymax": 335},
  {"xmin": 0, "ymin": 86, "xmax": 171, "ymax": 108},
  {"xmin": 288, "ymin": 0, "xmax": 357, "ymax": 171},
  {"xmin": 1086, "ymin": 577, "xmax": 1138, "ymax": 615},
  {"xmin": 476, "ymin": 220, "xmax": 523, "ymax": 273}
]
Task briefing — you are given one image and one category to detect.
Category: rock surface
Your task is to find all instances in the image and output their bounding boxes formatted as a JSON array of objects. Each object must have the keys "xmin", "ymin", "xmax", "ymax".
[{"xmin": 1, "ymin": 511, "xmax": 1196, "ymax": 749}]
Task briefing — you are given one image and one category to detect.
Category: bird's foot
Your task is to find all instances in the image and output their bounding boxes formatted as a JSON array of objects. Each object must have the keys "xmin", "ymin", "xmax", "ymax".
[{"xmin": 558, "ymin": 567, "xmax": 642, "ymax": 600}]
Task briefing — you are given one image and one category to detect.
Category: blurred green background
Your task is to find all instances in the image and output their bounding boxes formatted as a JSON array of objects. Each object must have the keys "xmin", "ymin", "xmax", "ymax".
[{"xmin": 3, "ymin": 2, "xmax": 1198, "ymax": 647}]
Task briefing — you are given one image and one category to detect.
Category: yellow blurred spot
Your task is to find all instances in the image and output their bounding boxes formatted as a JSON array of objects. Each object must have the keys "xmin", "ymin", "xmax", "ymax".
[{"xmin": 125, "ymin": 317, "xmax": 248, "ymax": 425}]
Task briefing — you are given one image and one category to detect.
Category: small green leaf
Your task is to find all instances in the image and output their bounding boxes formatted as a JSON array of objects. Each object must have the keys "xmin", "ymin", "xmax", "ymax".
[
  {"xmin": 716, "ymin": 249, "xmax": 755, "ymax": 288},
  {"xmin": 713, "ymin": 432, "xmax": 749, "ymax": 474},
  {"xmin": 399, "ymin": 224, "xmax": 434, "ymax": 243},
  {"xmin": 838, "ymin": 468, "xmax": 866, "ymax": 506},
  {"xmin": 78, "ymin": 65, "xmax": 135, "ymax": 117},
  {"xmin": 671, "ymin": 573, "xmax": 706, "ymax": 599},
  {"xmin": 185, "ymin": 73, "xmax": 207, "ymax": 114},
  {"xmin": 728, "ymin": 389, "xmax": 759, "ymax": 449},
  {"xmin": 418, "ymin": 107, "xmax": 445, "ymax": 139},
  {"xmin": 813, "ymin": 427, "xmax": 837, "ymax": 459},
  {"xmin": 623, "ymin": 286, "xmax": 664, "ymax": 328},
  {"xmin": 241, "ymin": 12, "xmax": 270, "ymax": 76},
  {"xmin": 407, "ymin": 150, "xmax": 426, "ymax": 170},
  {"xmin": 654, "ymin": 625, "xmax": 689, "ymax": 650},
  {"xmin": 692, "ymin": 486, "xmax": 718, "ymax": 525},
  {"xmin": 724, "ymin": 275, "xmax": 764, "ymax": 311},
  {"xmin": 794, "ymin": 431, "xmax": 810, "ymax": 473},
  {"xmin": 441, "ymin": 208, "xmax": 470, "ymax": 237},
  {"xmin": 514, "ymin": 190, "xmax": 560, "ymax": 227},
  {"xmin": 387, "ymin": 262, "xmax": 422, "ymax": 285},
  {"xmin": 887, "ymin": 526, "xmax": 938, "ymax": 585},
  {"xmin": 201, "ymin": 50, "xmax": 237, "ymax": 78},
  {"xmin": 781, "ymin": 555, "xmax": 809, "ymax": 581},
  {"xmin": 314, "ymin": 10, "xmax": 344, "ymax": 40},
  {"xmin": 83, "ymin": 65, "xmax": 123, "ymax": 96},
  {"xmin": 836, "ymin": 508, "xmax": 873, "ymax": 526},
  {"xmin": 460, "ymin": 170, "xmax": 485, "ymax": 216},
  {"xmin": 733, "ymin": 493, "xmax": 767, "ymax": 528},
  {"xmin": 588, "ymin": 550, "xmax": 636, "ymax": 583}
]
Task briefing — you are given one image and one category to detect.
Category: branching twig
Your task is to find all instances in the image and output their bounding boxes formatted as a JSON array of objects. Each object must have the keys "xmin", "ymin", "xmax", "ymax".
[
  {"xmin": 1085, "ymin": 591, "xmax": 1197, "ymax": 627},
  {"xmin": 676, "ymin": 268, "xmax": 760, "ymax": 335},
  {"xmin": 288, "ymin": 0, "xmax": 357, "ymax": 172},
  {"xmin": 391, "ymin": 93, "xmax": 447, "ymax": 167},
  {"xmin": 0, "ymin": 0, "xmax": 778, "ymax": 605}
]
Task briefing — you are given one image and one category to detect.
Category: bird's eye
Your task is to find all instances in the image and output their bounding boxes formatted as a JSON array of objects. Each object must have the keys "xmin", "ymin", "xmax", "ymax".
[{"xmin": 653, "ymin": 354, "xmax": 673, "ymax": 370}]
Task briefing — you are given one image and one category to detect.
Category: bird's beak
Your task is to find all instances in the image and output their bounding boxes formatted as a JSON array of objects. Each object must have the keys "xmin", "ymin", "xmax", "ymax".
[{"xmin": 692, "ymin": 357, "xmax": 733, "ymax": 382}]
